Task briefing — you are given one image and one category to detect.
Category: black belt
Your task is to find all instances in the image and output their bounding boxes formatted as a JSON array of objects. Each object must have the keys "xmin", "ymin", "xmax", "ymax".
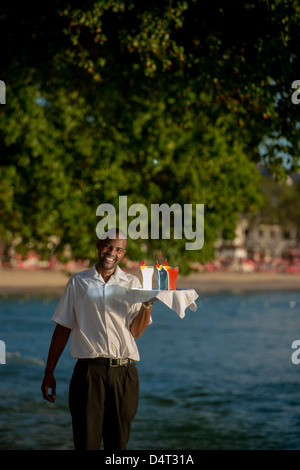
[{"xmin": 78, "ymin": 357, "xmax": 135, "ymax": 367}]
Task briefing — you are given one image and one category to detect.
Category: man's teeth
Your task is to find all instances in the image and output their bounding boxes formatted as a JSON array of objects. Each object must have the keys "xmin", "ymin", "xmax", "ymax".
[{"xmin": 105, "ymin": 255, "xmax": 115, "ymax": 262}]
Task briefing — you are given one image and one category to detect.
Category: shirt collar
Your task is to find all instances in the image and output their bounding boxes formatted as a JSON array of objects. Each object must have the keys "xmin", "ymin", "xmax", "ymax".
[
  {"xmin": 89, "ymin": 264, "xmax": 129, "ymax": 283},
  {"xmin": 110, "ymin": 265, "xmax": 130, "ymax": 282}
]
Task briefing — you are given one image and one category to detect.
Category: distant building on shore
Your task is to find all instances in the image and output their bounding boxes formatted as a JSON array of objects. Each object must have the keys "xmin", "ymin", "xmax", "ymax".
[
  {"xmin": 216, "ymin": 167, "xmax": 300, "ymax": 262},
  {"xmin": 216, "ymin": 215, "xmax": 300, "ymax": 261}
]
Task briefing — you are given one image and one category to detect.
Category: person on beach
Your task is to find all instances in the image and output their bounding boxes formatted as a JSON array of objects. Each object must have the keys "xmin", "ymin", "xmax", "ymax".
[{"xmin": 41, "ymin": 228, "xmax": 156, "ymax": 450}]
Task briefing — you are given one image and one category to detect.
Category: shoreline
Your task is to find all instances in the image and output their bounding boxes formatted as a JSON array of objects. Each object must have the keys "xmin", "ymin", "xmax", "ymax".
[{"xmin": 0, "ymin": 268, "xmax": 299, "ymax": 295}]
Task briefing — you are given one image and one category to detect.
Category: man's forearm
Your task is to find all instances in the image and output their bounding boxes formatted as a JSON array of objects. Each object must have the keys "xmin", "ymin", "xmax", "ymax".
[
  {"xmin": 44, "ymin": 324, "xmax": 71, "ymax": 374},
  {"xmin": 41, "ymin": 324, "xmax": 71, "ymax": 403},
  {"xmin": 130, "ymin": 302, "xmax": 153, "ymax": 338}
]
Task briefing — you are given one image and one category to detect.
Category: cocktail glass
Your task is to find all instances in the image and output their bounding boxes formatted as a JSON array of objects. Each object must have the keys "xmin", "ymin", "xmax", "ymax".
[
  {"xmin": 156, "ymin": 264, "xmax": 168, "ymax": 290},
  {"xmin": 140, "ymin": 264, "xmax": 154, "ymax": 290},
  {"xmin": 166, "ymin": 267, "xmax": 179, "ymax": 290}
]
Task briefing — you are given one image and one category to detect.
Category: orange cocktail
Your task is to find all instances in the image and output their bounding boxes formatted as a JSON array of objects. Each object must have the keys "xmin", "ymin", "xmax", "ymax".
[{"xmin": 165, "ymin": 266, "xmax": 179, "ymax": 290}]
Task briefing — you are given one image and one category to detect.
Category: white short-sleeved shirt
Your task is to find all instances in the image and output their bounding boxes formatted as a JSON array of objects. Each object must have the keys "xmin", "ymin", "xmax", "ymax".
[{"xmin": 52, "ymin": 265, "xmax": 149, "ymax": 361}]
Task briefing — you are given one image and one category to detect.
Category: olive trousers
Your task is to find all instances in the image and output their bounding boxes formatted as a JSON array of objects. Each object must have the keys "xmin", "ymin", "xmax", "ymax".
[{"xmin": 68, "ymin": 359, "xmax": 139, "ymax": 450}]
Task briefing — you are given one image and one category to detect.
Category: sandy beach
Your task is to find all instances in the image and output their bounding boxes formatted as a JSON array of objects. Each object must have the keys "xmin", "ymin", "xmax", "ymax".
[{"xmin": 0, "ymin": 267, "xmax": 299, "ymax": 295}]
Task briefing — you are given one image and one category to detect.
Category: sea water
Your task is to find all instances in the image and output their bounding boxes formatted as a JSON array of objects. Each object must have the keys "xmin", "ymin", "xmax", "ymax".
[{"xmin": 1, "ymin": 290, "xmax": 300, "ymax": 450}]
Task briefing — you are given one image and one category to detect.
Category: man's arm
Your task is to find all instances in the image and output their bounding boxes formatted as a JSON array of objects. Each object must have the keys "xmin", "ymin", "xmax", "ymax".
[
  {"xmin": 41, "ymin": 324, "xmax": 71, "ymax": 403},
  {"xmin": 130, "ymin": 299, "xmax": 157, "ymax": 338}
]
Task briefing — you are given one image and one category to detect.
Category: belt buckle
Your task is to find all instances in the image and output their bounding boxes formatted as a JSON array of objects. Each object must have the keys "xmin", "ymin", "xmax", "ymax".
[{"xmin": 109, "ymin": 358, "xmax": 120, "ymax": 367}]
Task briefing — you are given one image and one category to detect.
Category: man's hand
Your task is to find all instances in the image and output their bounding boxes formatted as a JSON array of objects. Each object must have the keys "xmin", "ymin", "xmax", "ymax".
[
  {"xmin": 143, "ymin": 297, "xmax": 159, "ymax": 307},
  {"xmin": 41, "ymin": 372, "xmax": 56, "ymax": 403},
  {"xmin": 41, "ymin": 371, "xmax": 56, "ymax": 403}
]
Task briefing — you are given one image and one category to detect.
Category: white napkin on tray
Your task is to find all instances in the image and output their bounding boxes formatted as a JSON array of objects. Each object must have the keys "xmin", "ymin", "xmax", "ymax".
[{"xmin": 126, "ymin": 288, "xmax": 199, "ymax": 319}]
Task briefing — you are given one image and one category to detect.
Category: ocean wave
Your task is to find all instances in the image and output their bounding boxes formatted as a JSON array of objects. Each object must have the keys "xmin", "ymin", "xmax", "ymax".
[{"xmin": 6, "ymin": 351, "xmax": 45, "ymax": 367}]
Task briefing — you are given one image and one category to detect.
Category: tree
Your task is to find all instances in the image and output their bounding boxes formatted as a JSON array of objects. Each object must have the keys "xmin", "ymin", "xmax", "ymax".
[
  {"xmin": 247, "ymin": 173, "xmax": 300, "ymax": 250},
  {"xmin": 0, "ymin": 1, "xmax": 299, "ymax": 270}
]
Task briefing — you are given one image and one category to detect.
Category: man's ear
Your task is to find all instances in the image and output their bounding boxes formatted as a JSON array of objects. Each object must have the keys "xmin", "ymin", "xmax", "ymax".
[{"xmin": 96, "ymin": 239, "xmax": 102, "ymax": 250}]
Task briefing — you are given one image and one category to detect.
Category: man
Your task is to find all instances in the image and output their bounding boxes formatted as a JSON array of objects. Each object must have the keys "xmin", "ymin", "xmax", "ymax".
[{"xmin": 41, "ymin": 228, "xmax": 156, "ymax": 450}]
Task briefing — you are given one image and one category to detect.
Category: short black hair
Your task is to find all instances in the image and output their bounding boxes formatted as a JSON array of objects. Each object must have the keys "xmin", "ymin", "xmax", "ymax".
[{"xmin": 99, "ymin": 228, "xmax": 127, "ymax": 246}]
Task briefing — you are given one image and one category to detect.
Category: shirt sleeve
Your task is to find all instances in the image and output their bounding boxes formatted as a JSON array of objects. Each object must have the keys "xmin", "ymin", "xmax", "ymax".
[{"xmin": 51, "ymin": 280, "xmax": 75, "ymax": 329}]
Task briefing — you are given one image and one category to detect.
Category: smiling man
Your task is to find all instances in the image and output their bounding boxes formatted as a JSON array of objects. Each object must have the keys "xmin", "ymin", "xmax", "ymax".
[{"xmin": 41, "ymin": 228, "xmax": 156, "ymax": 450}]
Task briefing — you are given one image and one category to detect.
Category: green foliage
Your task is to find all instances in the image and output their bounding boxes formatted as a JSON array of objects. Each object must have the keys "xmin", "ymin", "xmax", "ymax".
[
  {"xmin": 0, "ymin": 0, "xmax": 299, "ymax": 270},
  {"xmin": 56, "ymin": 0, "xmax": 300, "ymax": 171},
  {"xmin": 278, "ymin": 182, "xmax": 300, "ymax": 230},
  {"xmin": 257, "ymin": 175, "xmax": 300, "ymax": 230}
]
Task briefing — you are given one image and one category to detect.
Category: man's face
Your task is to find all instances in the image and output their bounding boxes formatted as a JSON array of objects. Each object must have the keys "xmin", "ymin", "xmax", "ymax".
[{"xmin": 97, "ymin": 237, "xmax": 127, "ymax": 270}]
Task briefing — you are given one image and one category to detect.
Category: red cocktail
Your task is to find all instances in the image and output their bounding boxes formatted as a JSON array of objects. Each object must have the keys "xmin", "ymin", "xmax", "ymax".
[{"xmin": 166, "ymin": 267, "xmax": 179, "ymax": 290}]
